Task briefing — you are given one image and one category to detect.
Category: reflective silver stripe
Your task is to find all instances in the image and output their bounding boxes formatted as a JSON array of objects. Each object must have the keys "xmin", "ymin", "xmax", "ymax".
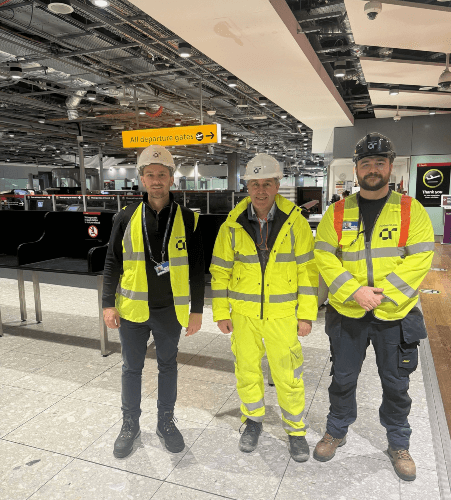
[
  {"xmin": 245, "ymin": 415, "xmax": 264, "ymax": 422},
  {"xmin": 386, "ymin": 272, "xmax": 417, "ymax": 297},
  {"xmin": 118, "ymin": 288, "xmax": 147, "ymax": 301},
  {"xmin": 282, "ymin": 419, "xmax": 309, "ymax": 432},
  {"xmin": 412, "ymin": 289, "xmax": 419, "ymax": 298},
  {"xmin": 123, "ymin": 251, "xmax": 146, "ymax": 261},
  {"xmin": 290, "ymin": 226, "xmax": 295, "ymax": 251},
  {"xmin": 294, "ymin": 363, "xmax": 304, "ymax": 379},
  {"xmin": 296, "ymin": 251, "xmax": 314, "ymax": 265},
  {"xmin": 269, "ymin": 293, "xmax": 297, "ymax": 303},
  {"xmin": 314, "ymin": 241, "xmax": 337, "ymax": 254},
  {"xmin": 372, "ymin": 247, "xmax": 405, "ymax": 258},
  {"xmin": 230, "ymin": 227, "xmax": 235, "ymax": 250},
  {"xmin": 405, "ymin": 242, "xmax": 435, "ymax": 255},
  {"xmin": 235, "ymin": 253, "xmax": 260, "ymax": 264},
  {"xmin": 275, "ymin": 253, "xmax": 294, "ymax": 262},
  {"xmin": 228, "ymin": 291, "xmax": 261, "ymax": 302},
  {"xmin": 329, "ymin": 271, "xmax": 354, "ymax": 295},
  {"xmin": 211, "ymin": 256, "xmax": 234, "ymax": 269},
  {"xmin": 244, "ymin": 399, "xmax": 265, "ymax": 411},
  {"xmin": 298, "ymin": 286, "xmax": 318, "ymax": 296},
  {"xmin": 281, "ymin": 407, "xmax": 304, "ymax": 423},
  {"xmin": 122, "ymin": 221, "xmax": 133, "ymax": 260},
  {"xmin": 340, "ymin": 249, "xmax": 366, "ymax": 262},
  {"xmin": 173, "ymin": 296, "xmax": 190, "ymax": 306},
  {"xmin": 211, "ymin": 289, "xmax": 228, "ymax": 299},
  {"xmin": 170, "ymin": 256, "xmax": 188, "ymax": 266}
]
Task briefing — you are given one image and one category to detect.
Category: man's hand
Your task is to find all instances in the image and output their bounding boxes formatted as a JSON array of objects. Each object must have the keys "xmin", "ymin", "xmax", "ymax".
[
  {"xmin": 217, "ymin": 319, "xmax": 233, "ymax": 334},
  {"xmin": 353, "ymin": 286, "xmax": 384, "ymax": 311},
  {"xmin": 298, "ymin": 319, "xmax": 312, "ymax": 337},
  {"xmin": 103, "ymin": 307, "xmax": 121, "ymax": 329},
  {"xmin": 185, "ymin": 313, "xmax": 202, "ymax": 337}
]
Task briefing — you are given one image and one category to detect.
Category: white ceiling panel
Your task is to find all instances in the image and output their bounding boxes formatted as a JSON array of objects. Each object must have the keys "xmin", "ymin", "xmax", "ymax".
[
  {"xmin": 344, "ymin": 0, "xmax": 451, "ymax": 53},
  {"xmin": 374, "ymin": 109, "xmax": 451, "ymax": 119},
  {"xmin": 127, "ymin": 0, "xmax": 354, "ymax": 153},
  {"xmin": 360, "ymin": 58, "xmax": 445, "ymax": 87},
  {"xmin": 369, "ymin": 89, "xmax": 451, "ymax": 108}
]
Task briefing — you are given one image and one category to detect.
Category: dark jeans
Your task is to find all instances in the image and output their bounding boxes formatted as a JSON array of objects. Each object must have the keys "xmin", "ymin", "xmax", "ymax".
[
  {"xmin": 325, "ymin": 307, "xmax": 419, "ymax": 450},
  {"xmin": 119, "ymin": 305, "xmax": 182, "ymax": 419}
]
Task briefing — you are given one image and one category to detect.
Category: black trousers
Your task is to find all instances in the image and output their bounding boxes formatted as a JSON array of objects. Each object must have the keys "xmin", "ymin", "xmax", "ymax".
[
  {"xmin": 118, "ymin": 305, "xmax": 182, "ymax": 419},
  {"xmin": 325, "ymin": 307, "xmax": 419, "ymax": 450}
]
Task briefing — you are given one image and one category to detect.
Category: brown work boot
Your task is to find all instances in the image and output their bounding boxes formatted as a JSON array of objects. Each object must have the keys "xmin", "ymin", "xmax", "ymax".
[
  {"xmin": 313, "ymin": 432, "xmax": 346, "ymax": 462},
  {"xmin": 387, "ymin": 446, "xmax": 416, "ymax": 481}
]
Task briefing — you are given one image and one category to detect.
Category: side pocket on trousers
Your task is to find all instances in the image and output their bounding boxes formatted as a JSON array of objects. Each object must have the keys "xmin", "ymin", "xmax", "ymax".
[
  {"xmin": 290, "ymin": 342, "xmax": 304, "ymax": 380},
  {"xmin": 398, "ymin": 342, "xmax": 419, "ymax": 377}
]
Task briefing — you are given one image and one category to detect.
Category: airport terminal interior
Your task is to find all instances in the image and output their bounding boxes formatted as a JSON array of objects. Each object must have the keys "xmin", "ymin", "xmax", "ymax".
[{"xmin": 0, "ymin": 0, "xmax": 451, "ymax": 499}]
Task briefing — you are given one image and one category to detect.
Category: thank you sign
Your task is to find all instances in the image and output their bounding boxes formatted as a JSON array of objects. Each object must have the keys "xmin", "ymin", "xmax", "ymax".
[{"xmin": 416, "ymin": 163, "xmax": 451, "ymax": 207}]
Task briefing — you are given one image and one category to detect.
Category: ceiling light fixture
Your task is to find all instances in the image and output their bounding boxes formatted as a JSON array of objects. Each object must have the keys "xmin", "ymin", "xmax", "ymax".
[
  {"xmin": 334, "ymin": 61, "xmax": 346, "ymax": 78},
  {"xmin": 86, "ymin": 90, "xmax": 96, "ymax": 101},
  {"xmin": 47, "ymin": 0, "xmax": 74, "ymax": 15},
  {"xmin": 91, "ymin": 0, "xmax": 109, "ymax": 7},
  {"xmin": 389, "ymin": 87, "xmax": 399, "ymax": 96},
  {"xmin": 429, "ymin": 109, "xmax": 436, "ymax": 115},
  {"xmin": 9, "ymin": 63, "xmax": 23, "ymax": 80},
  {"xmin": 394, "ymin": 105, "xmax": 401, "ymax": 122},
  {"xmin": 138, "ymin": 106, "xmax": 146, "ymax": 115},
  {"xmin": 175, "ymin": 118, "xmax": 181, "ymax": 126},
  {"xmin": 37, "ymin": 115, "xmax": 46, "ymax": 124},
  {"xmin": 237, "ymin": 98, "xmax": 248, "ymax": 108},
  {"xmin": 280, "ymin": 111, "xmax": 288, "ymax": 119},
  {"xmin": 258, "ymin": 97, "xmax": 268, "ymax": 106},
  {"xmin": 206, "ymin": 109, "xmax": 216, "ymax": 116},
  {"xmin": 227, "ymin": 76, "xmax": 238, "ymax": 87},
  {"xmin": 178, "ymin": 42, "xmax": 192, "ymax": 58}
]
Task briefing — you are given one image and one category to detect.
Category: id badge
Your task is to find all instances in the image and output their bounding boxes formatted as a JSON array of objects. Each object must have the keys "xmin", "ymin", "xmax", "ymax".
[
  {"xmin": 342, "ymin": 221, "xmax": 358, "ymax": 231},
  {"xmin": 154, "ymin": 261, "xmax": 170, "ymax": 276}
]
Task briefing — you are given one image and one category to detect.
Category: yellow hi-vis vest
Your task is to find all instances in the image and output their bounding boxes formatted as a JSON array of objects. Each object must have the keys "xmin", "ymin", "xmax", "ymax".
[
  {"xmin": 115, "ymin": 202, "xmax": 199, "ymax": 327},
  {"xmin": 314, "ymin": 191, "xmax": 434, "ymax": 320}
]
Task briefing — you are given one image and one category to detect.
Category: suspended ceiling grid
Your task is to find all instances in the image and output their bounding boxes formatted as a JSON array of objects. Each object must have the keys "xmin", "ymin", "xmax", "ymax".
[{"xmin": 127, "ymin": 0, "xmax": 354, "ymax": 154}]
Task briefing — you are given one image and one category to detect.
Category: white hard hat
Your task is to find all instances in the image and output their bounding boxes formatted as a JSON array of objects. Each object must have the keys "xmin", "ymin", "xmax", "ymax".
[
  {"xmin": 242, "ymin": 153, "xmax": 283, "ymax": 180},
  {"xmin": 137, "ymin": 145, "xmax": 175, "ymax": 175}
]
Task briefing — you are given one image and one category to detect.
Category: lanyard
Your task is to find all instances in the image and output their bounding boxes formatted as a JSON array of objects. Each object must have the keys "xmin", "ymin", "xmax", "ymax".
[{"xmin": 142, "ymin": 201, "xmax": 174, "ymax": 265}]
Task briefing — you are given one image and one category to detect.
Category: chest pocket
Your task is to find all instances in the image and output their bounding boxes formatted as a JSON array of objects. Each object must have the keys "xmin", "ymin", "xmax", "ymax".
[{"xmin": 338, "ymin": 219, "xmax": 360, "ymax": 248}]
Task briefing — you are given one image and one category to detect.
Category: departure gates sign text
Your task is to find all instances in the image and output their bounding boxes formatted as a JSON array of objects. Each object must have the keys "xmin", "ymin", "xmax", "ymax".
[{"xmin": 122, "ymin": 124, "xmax": 221, "ymax": 148}]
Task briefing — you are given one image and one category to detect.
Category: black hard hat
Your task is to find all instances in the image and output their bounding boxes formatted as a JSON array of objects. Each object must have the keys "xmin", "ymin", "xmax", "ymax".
[{"xmin": 353, "ymin": 133, "xmax": 396, "ymax": 164}]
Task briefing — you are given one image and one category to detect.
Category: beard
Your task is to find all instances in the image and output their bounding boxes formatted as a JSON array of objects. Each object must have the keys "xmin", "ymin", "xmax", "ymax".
[{"xmin": 357, "ymin": 171, "xmax": 390, "ymax": 191}]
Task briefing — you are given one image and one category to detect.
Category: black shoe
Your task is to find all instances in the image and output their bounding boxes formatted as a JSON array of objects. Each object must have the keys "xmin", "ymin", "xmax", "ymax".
[
  {"xmin": 239, "ymin": 419, "xmax": 263, "ymax": 453},
  {"xmin": 113, "ymin": 415, "xmax": 140, "ymax": 458},
  {"xmin": 288, "ymin": 435, "xmax": 310, "ymax": 462},
  {"xmin": 156, "ymin": 411, "xmax": 185, "ymax": 453}
]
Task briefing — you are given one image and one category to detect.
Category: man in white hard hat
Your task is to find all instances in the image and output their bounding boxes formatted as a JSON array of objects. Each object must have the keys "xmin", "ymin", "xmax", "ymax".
[
  {"xmin": 210, "ymin": 153, "xmax": 318, "ymax": 461},
  {"xmin": 102, "ymin": 145, "xmax": 205, "ymax": 457}
]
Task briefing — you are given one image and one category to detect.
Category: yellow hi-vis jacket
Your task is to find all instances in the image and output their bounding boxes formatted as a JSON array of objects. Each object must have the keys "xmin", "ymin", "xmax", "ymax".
[
  {"xmin": 314, "ymin": 191, "xmax": 434, "ymax": 321},
  {"xmin": 210, "ymin": 194, "xmax": 318, "ymax": 322},
  {"xmin": 115, "ymin": 202, "xmax": 199, "ymax": 327}
]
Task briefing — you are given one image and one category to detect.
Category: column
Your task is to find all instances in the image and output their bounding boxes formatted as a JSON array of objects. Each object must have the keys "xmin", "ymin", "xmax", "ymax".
[{"xmin": 227, "ymin": 152, "xmax": 240, "ymax": 192}]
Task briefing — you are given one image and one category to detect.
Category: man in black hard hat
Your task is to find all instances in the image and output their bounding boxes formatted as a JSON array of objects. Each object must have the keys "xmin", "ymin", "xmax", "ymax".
[{"xmin": 313, "ymin": 132, "xmax": 434, "ymax": 482}]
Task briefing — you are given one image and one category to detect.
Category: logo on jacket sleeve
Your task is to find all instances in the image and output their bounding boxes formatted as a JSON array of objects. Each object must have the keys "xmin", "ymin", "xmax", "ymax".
[
  {"xmin": 176, "ymin": 239, "xmax": 186, "ymax": 250},
  {"xmin": 379, "ymin": 227, "xmax": 398, "ymax": 240}
]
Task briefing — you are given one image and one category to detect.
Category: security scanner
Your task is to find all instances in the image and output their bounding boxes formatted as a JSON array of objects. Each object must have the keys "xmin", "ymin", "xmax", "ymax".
[{"xmin": 14, "ymin": 211, "xmax": 115, "ymax": 355}]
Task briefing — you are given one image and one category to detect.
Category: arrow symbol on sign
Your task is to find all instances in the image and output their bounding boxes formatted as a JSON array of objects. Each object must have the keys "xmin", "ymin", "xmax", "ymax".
[{"xmin": 206, "ymin": 132, "xmax": 214, "ymax": 139}]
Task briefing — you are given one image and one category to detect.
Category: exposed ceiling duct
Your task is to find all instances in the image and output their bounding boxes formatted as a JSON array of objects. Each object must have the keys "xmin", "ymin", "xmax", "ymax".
[{"xmin": 65, "ymin": 89, "xmax": 87, "ymax": 120}]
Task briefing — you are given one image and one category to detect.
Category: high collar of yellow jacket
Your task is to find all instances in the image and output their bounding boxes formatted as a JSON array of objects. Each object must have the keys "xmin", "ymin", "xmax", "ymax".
[{"xmin": 225, "ymin": 194, "xmax": 299, "ymax": 228}]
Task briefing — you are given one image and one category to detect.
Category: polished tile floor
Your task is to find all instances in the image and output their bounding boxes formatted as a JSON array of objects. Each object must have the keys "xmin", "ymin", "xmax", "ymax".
[{"xmin": 0, "ymin": 277, "xmax": 442, "ymax": 500}]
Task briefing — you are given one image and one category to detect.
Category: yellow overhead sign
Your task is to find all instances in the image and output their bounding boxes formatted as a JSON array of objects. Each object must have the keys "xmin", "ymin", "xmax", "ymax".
[{"xmin": 122, "ymin": 124, "xmax": 221, "ymax": 148}]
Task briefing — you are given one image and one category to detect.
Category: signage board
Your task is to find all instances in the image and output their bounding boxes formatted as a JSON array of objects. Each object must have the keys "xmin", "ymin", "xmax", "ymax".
[
  {"xmin": 416, "ymin": 163, "xmax": 451, "ymax": 207},
  {"xmin": 122, "ymin": 124, "xmax": 221, "ymax": 148},
  {"xmin": 443, "ymin": 210, "xmax": 451, "ymax": 244},
  {"xmin": 441, "ymin": 195, "xmax": 451, "ymax": 207}
]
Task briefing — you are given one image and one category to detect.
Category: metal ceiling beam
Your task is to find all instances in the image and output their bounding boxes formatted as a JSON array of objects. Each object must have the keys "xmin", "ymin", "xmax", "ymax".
[
  {"xmin": 22, "ymin": 43, "xmax": 142, "ymax": 63},
  {"xmin": 297, "ymin": 11, "xmax": 343, "ymax": 22}
]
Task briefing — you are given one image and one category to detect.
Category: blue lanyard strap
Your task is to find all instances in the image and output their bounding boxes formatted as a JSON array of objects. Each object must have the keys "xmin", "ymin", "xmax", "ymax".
[{"xmin": 142, "ymin": 201, "xmax": 174, "ymax": 265}]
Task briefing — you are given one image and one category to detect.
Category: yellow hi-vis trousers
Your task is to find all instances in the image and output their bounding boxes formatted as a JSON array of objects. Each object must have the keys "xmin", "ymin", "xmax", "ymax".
[{"xmin": 230, "ymin": 311, "xmax": 307, "ymax": 436}]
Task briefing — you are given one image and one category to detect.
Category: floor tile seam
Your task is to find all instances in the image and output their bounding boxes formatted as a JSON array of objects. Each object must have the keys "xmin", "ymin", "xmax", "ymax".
[
  {"xmin": 273, "ymin": 454, "xmax": 293, "ymax": 500},
  {"xmin": 24, "ymin": 456, "xmax": 78, "ymax": 500},
  {"xmin": 0, "ymin": 437, "xmax": 81, "ymax": 459},
  {"xmin": 153, "ymin": 479, "xmax": 236, "ymax": 500},
  {"xmin": 2, "ymin": 364, "xmax": 125, "ymax": 441},
  {"xmin": 1, "ymin": 353, "xmax": 72, "ymax": 374}
]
